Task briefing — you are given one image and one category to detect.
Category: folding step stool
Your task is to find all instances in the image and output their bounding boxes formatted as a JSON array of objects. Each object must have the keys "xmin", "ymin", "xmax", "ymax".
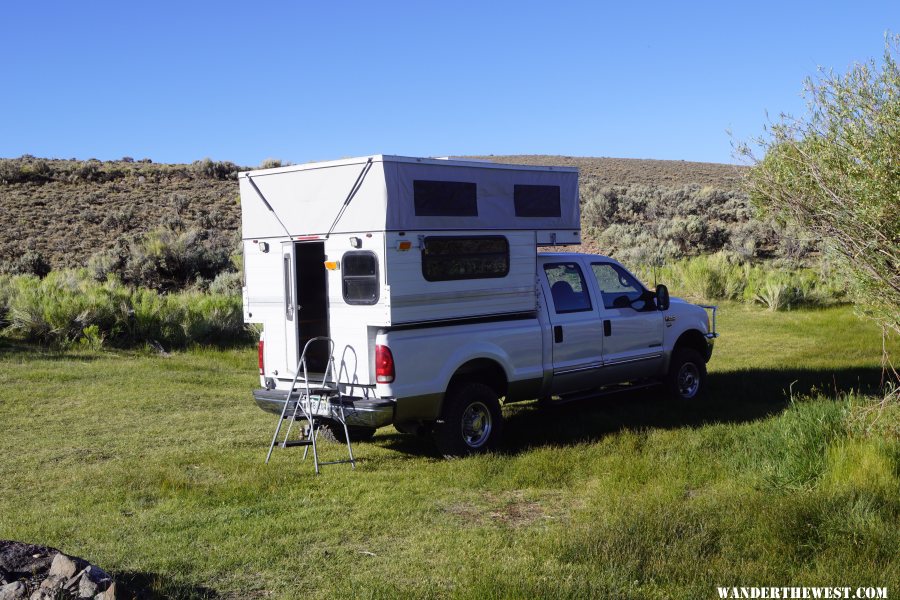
[{"xmin": 265, "ymin": 337, "xmax": 355, "ymax": 473}]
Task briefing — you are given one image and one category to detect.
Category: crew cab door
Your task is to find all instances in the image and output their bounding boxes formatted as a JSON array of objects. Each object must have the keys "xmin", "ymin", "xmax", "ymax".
[
  {"xmin": 539, "ymin": 259, "xmax": 605, "ymax": 394},
  {"xmin": 587, "ymin": 261, "xmax": 664, "ymax": 380}
]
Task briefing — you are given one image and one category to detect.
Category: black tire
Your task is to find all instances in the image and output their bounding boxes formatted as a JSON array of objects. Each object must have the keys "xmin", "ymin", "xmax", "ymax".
[
  {"xmin": 316, "ymin": 421, "xmax": 377, "ymax": 443},
  {"xmin": 666, "ymin": 348, "xmax": 707, "ymax": 400},
  {"xmin": 432, "ymin": 381, "xmax": 503, "ymax": 458}
]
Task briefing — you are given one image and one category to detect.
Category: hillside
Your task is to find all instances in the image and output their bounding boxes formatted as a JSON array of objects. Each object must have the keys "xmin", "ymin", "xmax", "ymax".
[
  {"xmin": 0, "ymin": 154, "xmax": 780, "ymax": 277},
  {"xmin": 469, "ymin": 155, "xmax": 746, "ymax": 188}
]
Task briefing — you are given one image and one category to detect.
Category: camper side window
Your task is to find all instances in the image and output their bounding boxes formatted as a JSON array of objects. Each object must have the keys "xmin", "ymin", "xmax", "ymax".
[
  {"xmin": 413, "ymin": 180, "xmax": 478, "ymax": 216},
  {"xmin": 342, "ymin": 252, "xmax": 379, "ymax": 305},
  {"xmin": 514, "ymin": 184, "xmax": 561, "ymax": 217},
  {"xmin": 422, "ymin": 236, "xmax": 509, "ymax": 282}
]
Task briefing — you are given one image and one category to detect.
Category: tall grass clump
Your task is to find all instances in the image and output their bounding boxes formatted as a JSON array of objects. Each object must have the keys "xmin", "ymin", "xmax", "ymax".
[
  {"xmin": 0, "ymin": 270, "xmax": 248, "ymax": 348},
  {"xmin": 635, "ymin": 252, "xmax": 845, "ymax": 309}
]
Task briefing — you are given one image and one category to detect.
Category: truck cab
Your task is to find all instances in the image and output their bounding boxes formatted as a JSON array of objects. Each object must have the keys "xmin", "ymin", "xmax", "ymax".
[{"xmin": 537, "ymin": 253, "xmax": 714, "ymax": 397}]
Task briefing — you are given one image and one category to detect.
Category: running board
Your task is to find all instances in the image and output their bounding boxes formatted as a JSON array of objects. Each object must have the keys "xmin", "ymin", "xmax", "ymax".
[{"xmin": 552, "ymin": 381, "xmax": 660, "ymax": 405}]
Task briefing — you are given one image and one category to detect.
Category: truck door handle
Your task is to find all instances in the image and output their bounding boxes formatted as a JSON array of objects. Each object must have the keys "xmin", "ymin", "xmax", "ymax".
[
  {"xmin": 554, "ymin": 325, "xmax": 563, "ymax": 343},
  {"xmin": 603, "ymin": 320, "xmax": 611, "ymax": 336}
]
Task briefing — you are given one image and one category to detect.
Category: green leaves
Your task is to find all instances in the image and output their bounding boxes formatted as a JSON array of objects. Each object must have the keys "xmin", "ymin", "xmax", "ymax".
[{"xmin": 744, "ymin": 35, "xmax": 900, "ymax": 351}]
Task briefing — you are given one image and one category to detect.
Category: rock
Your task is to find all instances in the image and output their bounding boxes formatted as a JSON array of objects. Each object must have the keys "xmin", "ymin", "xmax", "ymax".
[
  {"xmin": 39, "ymin": 574, "xmax": 65, "ymax": 590},
  {"xmin": 38, "ymin": 576, "xmax": 61, "ymax": 592},
  {"xmin": 0, "ymin": 543, "xmax": 116, "ymax": 600},
  {"xmin": 64, "ymin": 570, "xmax": 84, "ymax": 591},
  {"xmin": 94, "ymin": 582, "xmax": 117, "ymax": 600},
  {"xmin": 82, "ymin": 566, "xmax": 112, "ymax": 587},
  {"xmin": 48, "ymin": 553, "xmax": 79, "ymax": 580},
  {"xmin": 78, "ymin": 575, "xmax": 98, "ymax": 599},
  {"xmin": 28, "ymin": 588, "xmax": 55, "ymax": 600},
  {"xmin": 0, "ymin": 581, "xmax": 27, "ymax": 600}
]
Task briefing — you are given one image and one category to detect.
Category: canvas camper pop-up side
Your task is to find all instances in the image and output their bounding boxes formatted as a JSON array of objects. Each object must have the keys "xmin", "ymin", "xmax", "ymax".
[{"xmin": 240, "ymin": 155, "xmax": 579, "ymax": 391}]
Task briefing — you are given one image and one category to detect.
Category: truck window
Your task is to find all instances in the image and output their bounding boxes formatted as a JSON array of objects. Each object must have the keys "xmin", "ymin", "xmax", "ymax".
[
  {"xmin": 413, "ymin": 180, "xmax": 478, "ymax": 216},
  {"xmin": 422, "ymin": 236, "xmax": 509, "ymax": 282},
  {"xmin": 591, "ymin": 263, "xmax": 645, "ymax": 309},
  {"xmin": 342, "ymin": 251, "xmax": 379, "ymax": 305},
  {"xmin": 543, "ymin": 263, "xmax": 592, "ymax": 313}
]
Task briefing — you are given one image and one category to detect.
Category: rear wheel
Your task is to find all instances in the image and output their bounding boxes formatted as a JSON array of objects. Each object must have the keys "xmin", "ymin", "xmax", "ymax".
[
  {"xmin": 666, "ymin": 348, "xmax": 707, "ymax": 399},
  {"xmin": 432, "ymin": 382, "xmax": 503, "ymax": 458}
]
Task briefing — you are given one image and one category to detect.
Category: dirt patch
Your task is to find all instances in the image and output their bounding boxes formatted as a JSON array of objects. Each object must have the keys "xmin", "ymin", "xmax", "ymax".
[{"xmin": 442, "ymin": 490, "xmax": 558, "ymax": 528}]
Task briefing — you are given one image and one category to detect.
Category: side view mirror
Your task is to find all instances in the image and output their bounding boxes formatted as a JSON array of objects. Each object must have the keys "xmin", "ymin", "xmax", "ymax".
[{"xmin": 656, "ymin": 284, "xmax": 670, "ymax": 311}]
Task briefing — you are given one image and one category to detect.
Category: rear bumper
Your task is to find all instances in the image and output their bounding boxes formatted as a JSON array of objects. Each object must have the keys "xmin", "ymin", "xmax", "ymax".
[{"xmin": 252, "ymin": 389, "xmax": 395, "ymax": 429}]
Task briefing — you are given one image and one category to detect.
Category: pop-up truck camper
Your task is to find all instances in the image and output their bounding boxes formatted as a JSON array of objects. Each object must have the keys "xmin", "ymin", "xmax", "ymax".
[{"xmin": 240, "ymin": 155, "xmax": 716, "ymax": 469}]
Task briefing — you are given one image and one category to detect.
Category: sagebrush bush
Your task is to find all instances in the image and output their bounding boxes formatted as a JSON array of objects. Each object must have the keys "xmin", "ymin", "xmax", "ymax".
[
  {"xmin": 1, "ymin": 270, "xmax": 248, "ymax": 348},
  {"xmin": 120, "ymin": 225, "xmax": 235, "ymax": 292},
  {"xmin": 191, "ymin": 158, "xmax": 240, "ymax": 180},
  {"xmin": 633, "ymin": 253, "xmax": 844, "ymax": 309},
  {"xmin": 0, "ymin": 274, "xmax": 12, "ymax": 328},
  {"xmin": 580, "ymin": 182, "xmax": 819, "ymax": 263},
  {"xmin": 1, "ymin": 249, "xmax": 51, "ymax": 277}
]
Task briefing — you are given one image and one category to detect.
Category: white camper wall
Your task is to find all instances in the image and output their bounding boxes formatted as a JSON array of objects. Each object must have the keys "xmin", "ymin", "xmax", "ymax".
[
  {"xmin": 323, "ymin": 234, "xmax": 390, "ymax": 387},
  {"xmin": 242, "ymin": 237, "xmax": 292, "ymax": 380},
  {"xmin": 383, "ymin": 230, "xmax": 538, "ymax": 324}
]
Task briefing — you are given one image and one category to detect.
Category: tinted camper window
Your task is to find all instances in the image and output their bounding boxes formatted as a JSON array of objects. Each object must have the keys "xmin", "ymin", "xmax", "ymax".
[
  {"xmin": 342, "ymin": 252, "xmax": 379, "ymax": 305},
  {"xmin": 413, "ymin": 180, "xmax": 478, "ymax": 216},
  {"xmin": 514, "ymin": 184, "xmax": 561, "ymax": 217},
  {"xmin": 422, "ymin": 236, "xmax": 509, "ymax": 281}
]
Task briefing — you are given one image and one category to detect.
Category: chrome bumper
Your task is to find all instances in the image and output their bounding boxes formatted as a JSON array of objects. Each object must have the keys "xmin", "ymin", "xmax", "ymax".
[{"xmin": 252, "ymin": 389, "xmax": 395, "ymax": 429}]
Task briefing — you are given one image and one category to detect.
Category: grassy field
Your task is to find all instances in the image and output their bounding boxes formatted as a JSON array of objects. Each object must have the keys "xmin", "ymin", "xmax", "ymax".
[{"xmin": 0, "ymin": 304, "xmax": 897, "ymax": 599}]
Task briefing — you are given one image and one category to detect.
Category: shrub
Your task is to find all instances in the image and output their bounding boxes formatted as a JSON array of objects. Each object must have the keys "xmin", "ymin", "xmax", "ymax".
[
  {"xmin": 742, "ymin": 35, "xmax": 900, "ymax": 376},
  {"xmin": 191, "ymin": 158, "xmax": 240, "ymax": 180},
  {"xmin": 0, "ymin": 270, "xmax": 249, "ymax": 348},
  {"xmin": 258, "ymin": 158, "xmax": 283, "ymax": 169},
  {"xmin": 0, "ymin": 274, "xmax": 11, "ymax": 328},
  {"xmin": 121, "ymin": 225, "xmax": 233, "ymax": 292},
  {"xmin": 2, "ymin": 249, "xmax": 51, "ymax": 277},
  {"xmin": 635, "ymin": 253, "xmax": 844, "ymax": 309}
]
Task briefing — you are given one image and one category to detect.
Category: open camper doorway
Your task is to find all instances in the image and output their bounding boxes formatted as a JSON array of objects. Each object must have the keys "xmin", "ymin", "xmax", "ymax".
[{"xmin": 292, "ymin": 241, "xmax": 330, "ymax": 375}]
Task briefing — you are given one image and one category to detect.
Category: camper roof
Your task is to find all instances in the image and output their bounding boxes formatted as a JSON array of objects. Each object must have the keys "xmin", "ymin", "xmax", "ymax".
[
  {"xmin": 238, "ymin": 155, "xmax": 580, "ymax": 241},
  {"xmin": 239, "ymin": 155, "xmax": 578, "ymax": 178}
]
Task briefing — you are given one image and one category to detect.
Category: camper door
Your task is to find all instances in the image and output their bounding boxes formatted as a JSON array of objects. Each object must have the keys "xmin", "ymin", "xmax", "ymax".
[{"xmin": 282, "ymin": 241, "xmax": 331, "ymax": 376}]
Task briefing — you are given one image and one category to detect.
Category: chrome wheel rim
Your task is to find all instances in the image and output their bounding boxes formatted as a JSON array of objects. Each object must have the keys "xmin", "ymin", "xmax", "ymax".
[
  {"xmin": 461, "ymin": 401, "xmax": 492, "ymax": 448},
  {"xmin": 677, "ymin": 362, "xmax": 700, "ymax": 398}
]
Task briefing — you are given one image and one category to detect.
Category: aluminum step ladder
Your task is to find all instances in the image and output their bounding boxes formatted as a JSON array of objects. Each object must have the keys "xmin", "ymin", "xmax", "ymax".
[{"xmin": 265, "ymin": 337, "xmax": 356, "ymax": 473}]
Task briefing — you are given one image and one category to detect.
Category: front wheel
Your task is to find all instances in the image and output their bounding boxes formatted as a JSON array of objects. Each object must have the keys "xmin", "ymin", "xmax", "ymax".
[
  {"xmin": 432, "ymin": 382, "xmax": 503, "ymax": 458},
  {"xmin": 666, "ymin": 348, "xmax": 707, "ymax": 400}
]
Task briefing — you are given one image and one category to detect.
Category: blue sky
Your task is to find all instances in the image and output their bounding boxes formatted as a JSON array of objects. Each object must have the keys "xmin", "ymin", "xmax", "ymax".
[{"xmin": 1, "ymin": 1, "xmax": 896, "ymax": 165}]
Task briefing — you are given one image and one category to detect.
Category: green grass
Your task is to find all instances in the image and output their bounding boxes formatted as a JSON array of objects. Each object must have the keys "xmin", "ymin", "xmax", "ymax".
[{"xmin": 0, "ymin": 304, "xmax": 898, "ymax": 598}]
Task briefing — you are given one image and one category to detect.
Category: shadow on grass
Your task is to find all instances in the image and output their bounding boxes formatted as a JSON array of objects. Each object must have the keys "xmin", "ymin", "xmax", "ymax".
[
  {"xmin": 0, "ymin": 338, "xmax": 107, "ymax": 361},
  {"xmin": 115, "ymin": 571, "xmax": 220, "ymax": 599},
  {"xmin": 376, "ymin": 366, "xmax": 887, "ymax": 456},
  {"xmin": 0, "ymin": 337, "xmax": 254, "ymax": 359}
]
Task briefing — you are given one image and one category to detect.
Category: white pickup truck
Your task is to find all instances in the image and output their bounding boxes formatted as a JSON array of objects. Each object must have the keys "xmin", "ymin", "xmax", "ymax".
[
  {"xmin": 241, "ymin": 156, "xmax": 717, "ymax": 457},
  {"xmin": 253, "ymin": 250, "xmax": 717, "ymax": 457},
  {"xmin": 370, "ymin": 252, "xmax": 715, "ymax": 455}
]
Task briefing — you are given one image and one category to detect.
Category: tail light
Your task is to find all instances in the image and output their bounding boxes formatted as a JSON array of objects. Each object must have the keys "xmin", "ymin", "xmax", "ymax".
[
  {"xmin": 258, "ymin": 340, "xmax": 265, "ymax": 375},
  {"xmin": 375, "ymin": 344, "xmax": 395, "ymax": 383}
]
